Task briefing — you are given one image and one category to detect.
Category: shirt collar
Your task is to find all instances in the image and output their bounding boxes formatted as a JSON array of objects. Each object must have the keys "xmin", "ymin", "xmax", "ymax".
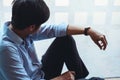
[{"xmin": 3, "ymin": 21, "xmax": 24, "ymax": 45}]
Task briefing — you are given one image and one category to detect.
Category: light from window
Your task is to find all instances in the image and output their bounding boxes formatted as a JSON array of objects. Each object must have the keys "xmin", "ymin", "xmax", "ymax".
[
  {"xmin": 74, "ymin": 12, "xmax": 88, "ymax": 25},
  {"xmin": 3, "ymin": 0, "xmax": 12, "ymax": 6},
  {"xmin": 55, "ymin": 0, "xmax": 69, "ymax": 6},
  {"xmin": 114, "ymin": 0, "xmax": 120, "ymax": 6},
  {"xmin": 93, "ymin": 12, "xmax": 106, "ymax": 25},
  {"xmin": 94, "ymin": 0, "xmax": 108, "ymax": 6},
  {"xmin": 112, "ymin": 12, "xmax": 120, "ymax": 25},
  {"xmin": 55, "ymin": 12, "xmax": 68, "ymax": 24},
  {"xmin": 3, "ymin": 12, "xmax": 11, "ymax": 22}
]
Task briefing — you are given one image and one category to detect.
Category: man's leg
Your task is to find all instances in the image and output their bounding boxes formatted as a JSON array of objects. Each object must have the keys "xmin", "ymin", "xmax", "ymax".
[{"xmin": 41, "ymin": 36, "xmax": 89, "ymax": 79}]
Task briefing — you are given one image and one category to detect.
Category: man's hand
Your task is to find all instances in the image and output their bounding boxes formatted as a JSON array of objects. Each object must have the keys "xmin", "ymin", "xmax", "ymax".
[
  {"xmin": 51, "ymin": 71, "xmax": 75, "ymax": 80},
  {"xmin": 87, "ymin": 28, "xmax": 108, "ymax": 50},
  {"xmin": 66, "ymin": 25, "xmax": 108, "ymax": 50}
]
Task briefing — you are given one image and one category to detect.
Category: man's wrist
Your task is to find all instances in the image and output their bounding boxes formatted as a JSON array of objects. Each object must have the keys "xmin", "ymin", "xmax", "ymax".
[{"xmin": 84, "ymin": 27, "xmax": 91, "ymax": 36}]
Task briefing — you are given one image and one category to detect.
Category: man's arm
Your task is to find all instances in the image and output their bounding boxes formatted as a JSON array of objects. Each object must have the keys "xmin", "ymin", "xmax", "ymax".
[
  {"xmin": 32, "ymin": 23, "xmax": 107, "ymax": 50},
  {"xmin": 67, "ymin": 25, "xmax": 108, "ymax": 50},
  {"xmin": 31, "ymin": 23, "xmax": 68, "ymax": 40}
]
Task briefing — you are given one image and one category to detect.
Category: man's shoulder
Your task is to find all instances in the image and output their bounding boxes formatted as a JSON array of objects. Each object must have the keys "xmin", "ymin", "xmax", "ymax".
[{"xmin": 0, "ymin": 37, "xmax": 17, "ymax": 52}]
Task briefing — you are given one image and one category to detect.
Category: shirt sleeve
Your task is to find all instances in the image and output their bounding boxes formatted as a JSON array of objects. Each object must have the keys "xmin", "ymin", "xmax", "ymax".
[
  {"xmin": 0, "ymin": 45, "xmax": 32, "ymax": 80},
  {"xmin": 31, "ymin": 23, "xmax": 68, "ymax": 40}
]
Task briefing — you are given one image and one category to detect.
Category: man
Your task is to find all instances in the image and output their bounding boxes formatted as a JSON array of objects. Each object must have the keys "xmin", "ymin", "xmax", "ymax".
[{"xmin": 0, "ymin": 0, "xmax": 107, "ymax": 80}]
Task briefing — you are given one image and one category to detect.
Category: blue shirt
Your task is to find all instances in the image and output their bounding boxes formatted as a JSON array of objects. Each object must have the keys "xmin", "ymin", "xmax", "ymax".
[{"xmin": 0, "ymin": 22, "xmax": 68, "ymax": 80}]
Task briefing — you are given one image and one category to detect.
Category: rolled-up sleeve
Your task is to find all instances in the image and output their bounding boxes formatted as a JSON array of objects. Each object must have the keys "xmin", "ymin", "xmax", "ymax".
[{"xmin": 31, "ymin": 23, "xmax": 68, "ymax": 40}]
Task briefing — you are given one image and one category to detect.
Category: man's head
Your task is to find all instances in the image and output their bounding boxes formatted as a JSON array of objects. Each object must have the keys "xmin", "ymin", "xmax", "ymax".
[{"xmin": 11, "ymin": 0, "xmax": 50, "ymax": 30}]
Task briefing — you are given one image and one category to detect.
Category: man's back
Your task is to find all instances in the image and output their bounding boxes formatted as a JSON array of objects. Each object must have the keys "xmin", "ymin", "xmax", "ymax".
[{"xmin": 0, "ymin": 22, "xmax": 44, "ymax": 80}]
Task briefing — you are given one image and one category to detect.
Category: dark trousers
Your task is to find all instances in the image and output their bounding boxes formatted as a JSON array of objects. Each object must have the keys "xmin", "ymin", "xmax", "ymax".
[{"xmin": 41, "ymin": 36, "xmax": 89, "ymax": 79}]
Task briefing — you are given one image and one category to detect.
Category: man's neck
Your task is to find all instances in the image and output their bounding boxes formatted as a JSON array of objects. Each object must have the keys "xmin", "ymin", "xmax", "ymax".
[{"xmin": 9, "ymin": 24, "xmax": 28, "ymax": 39}]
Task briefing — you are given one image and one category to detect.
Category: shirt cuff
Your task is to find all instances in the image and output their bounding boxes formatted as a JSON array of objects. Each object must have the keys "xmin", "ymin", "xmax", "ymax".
[{"xmin": 55, "ymin": 23, "xmax": 68, "ymax": 37}]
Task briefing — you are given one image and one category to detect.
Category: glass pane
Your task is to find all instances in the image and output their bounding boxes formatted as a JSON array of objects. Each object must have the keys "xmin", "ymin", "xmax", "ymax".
[
  {"xmin": 112, "ymin": 12, "xmax": 120, "ymax": 25},
  {"xmin": 55, "ymin": 0, "xmax": 69, "ymax": 6},
  {"xmin": 93, "ymin": 12, "xmax": 106, "ymax": 25},
  {"xmin": 114, "ymin": 0, "xmax": 120, "ymax": 6},
  {"xmin": 3, "ymin": 0, "xmax": 12, "ymax": 6},
  {"xmin": 3, "ymin": 12, "xmax": 11, "ymax": 22},
  {"xmin": 55, "ymin": 12, "xmax": 68, "ymax": 24},
  {"xmin": 74, "ymin": 12, "xmax": 88, "ymax": 25},
  {"xmin": 94, "ymin": 0, "xmax": 108, "ymax": 6}
]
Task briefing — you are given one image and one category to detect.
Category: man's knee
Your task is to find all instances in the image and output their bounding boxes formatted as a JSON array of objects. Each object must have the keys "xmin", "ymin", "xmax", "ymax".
[{"xmin": 55, "ymin": 35, "xmax": 75, "ymax": 44}]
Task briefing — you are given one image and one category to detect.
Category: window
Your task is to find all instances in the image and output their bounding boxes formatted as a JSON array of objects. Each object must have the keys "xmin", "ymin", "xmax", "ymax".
[
  {"xmin": 0, "ymin": 0, "xmax": 120, "ymax": 78},
  {"xmin": 55, "ymin": 0, "xmax": 69, "ymax": 6}
]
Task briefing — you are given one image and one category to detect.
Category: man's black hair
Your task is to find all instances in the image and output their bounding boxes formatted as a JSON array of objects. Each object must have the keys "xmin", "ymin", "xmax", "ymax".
[{"xmin": 11, "ymin": 0, "xmax": 50, "ymax": 30}]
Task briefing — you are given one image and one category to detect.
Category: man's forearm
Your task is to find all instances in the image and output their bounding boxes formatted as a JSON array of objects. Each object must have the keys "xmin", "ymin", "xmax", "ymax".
[{"xmin": 66, "ymin": 25, "xmax": 85, "ymax": 35}]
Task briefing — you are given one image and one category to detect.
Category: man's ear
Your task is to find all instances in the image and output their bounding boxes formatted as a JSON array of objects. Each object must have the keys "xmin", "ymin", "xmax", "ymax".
[{"xmin": 29, "ymin": 25, "xmax": 36, "ymax": 31}]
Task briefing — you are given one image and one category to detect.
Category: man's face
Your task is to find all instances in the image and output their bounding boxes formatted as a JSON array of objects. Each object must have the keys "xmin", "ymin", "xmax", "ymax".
[
  {"xmin": 24, "ymin": 25, "xmax": 41, "ymax": 35},
  {"xmin": 30, "ymin": 25, "xmax": 40, "ymax": 34}
]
